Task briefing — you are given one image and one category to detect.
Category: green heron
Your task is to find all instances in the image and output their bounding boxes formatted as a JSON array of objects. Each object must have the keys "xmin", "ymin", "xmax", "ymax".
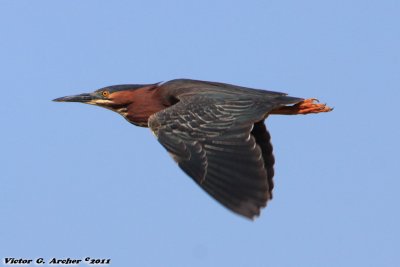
[{"xmin": 54, "ymin": 79, "xmax": 332, "ymax": 219}]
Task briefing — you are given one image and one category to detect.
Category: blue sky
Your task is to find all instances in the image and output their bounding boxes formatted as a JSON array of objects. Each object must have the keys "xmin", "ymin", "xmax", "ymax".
[{"xmin": 1, "ymin": 0, "xmax": 399, "ymax": 266}]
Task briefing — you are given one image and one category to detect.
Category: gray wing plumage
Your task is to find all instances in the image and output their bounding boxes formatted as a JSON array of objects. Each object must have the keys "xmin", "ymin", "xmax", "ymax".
[
  {"xmin": 149, "ymin": 97, "xmax": 272, "ymax": 218},
  {"xmin": 149, "ymin": 81, "xmax": 303, "ymax": 218}
]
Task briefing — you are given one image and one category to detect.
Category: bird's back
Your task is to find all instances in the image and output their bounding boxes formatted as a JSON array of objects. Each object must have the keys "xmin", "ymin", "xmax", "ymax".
[{"xmin": 159, "ymin": 79, "xmax": 299, "ymax": 101}]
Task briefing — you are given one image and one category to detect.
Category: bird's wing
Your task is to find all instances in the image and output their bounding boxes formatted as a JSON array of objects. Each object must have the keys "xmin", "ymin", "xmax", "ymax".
[{"xmin": 148, "ymin": 95, "xmax": 277, "ymax": 219}]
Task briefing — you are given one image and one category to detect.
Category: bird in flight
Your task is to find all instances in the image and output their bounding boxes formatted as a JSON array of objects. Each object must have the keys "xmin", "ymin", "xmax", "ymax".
[{"xmin": 54, "ymin": 79, "xmax": 332, "ymax": 219}]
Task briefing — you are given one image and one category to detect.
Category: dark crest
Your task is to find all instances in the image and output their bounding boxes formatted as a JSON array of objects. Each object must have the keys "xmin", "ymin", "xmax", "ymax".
[{"xmin": 96, "ymin": 83, "xmax": 158, "ymax": 93}]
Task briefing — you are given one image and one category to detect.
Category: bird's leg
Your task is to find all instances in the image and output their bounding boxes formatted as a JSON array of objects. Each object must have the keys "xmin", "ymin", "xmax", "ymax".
[{"xmin": 270, "ymin": 98, "xmax": 333, "ymax": 115}]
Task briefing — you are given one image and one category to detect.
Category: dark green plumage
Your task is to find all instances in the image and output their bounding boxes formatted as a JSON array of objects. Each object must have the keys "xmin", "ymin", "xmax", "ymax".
[{"xmin": 54, "ymin": 79, "xmax": 333, "ymax": 219}]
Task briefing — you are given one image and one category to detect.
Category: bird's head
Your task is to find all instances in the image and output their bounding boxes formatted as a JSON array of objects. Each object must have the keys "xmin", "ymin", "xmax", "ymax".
[{"xmin": 53, "ymin": 84, "xmax": 159, "ymax": 125}]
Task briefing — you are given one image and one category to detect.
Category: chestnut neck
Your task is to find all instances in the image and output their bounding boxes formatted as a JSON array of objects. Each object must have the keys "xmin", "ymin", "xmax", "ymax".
[{"xmin": 111, "ymin": 85, "xmax": 166, "ymax": 127}]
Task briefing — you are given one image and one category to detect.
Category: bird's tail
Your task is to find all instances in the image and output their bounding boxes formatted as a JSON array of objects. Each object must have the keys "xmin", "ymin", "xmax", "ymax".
[{"xmin": 273, "ymin": 95, "xmax": 304, "ymax": 105}]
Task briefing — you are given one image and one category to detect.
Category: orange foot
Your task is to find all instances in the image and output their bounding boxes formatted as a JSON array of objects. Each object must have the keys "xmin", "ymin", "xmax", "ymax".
[{"xmin": 270, "ymin": 98, "xmax": 333, "ymax": 115}]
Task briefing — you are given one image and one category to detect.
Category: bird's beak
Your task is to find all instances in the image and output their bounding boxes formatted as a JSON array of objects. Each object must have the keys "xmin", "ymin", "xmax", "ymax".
[{"xmin": 53, "ymin": 93, "xmax": 96, "ymax": 103}]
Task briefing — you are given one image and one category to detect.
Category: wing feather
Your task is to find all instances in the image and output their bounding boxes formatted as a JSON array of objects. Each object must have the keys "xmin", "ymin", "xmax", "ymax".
[{"xmin": 149, "ymin": 95, "xmax": 276, "ymax": 218}]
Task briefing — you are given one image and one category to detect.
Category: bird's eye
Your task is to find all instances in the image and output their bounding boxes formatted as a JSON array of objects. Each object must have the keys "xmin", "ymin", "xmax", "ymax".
[{"xmin": 102, "ymin": 91, "xmax": 110, "ymax": 98}]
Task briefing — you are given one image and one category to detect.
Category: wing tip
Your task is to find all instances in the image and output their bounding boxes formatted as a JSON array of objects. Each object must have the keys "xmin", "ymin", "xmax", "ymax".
[{"xmin": 235, "ymin": 200, "xmax": 268, "ymax": 220}]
